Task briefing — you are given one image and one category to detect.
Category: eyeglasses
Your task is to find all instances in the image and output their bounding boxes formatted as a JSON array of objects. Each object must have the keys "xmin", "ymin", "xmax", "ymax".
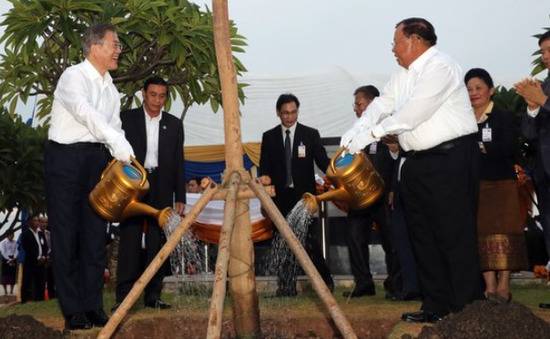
[
  {"xmin": 98, "ymin": 41, "xmax": 123, "ymax": 51},
  {"xmin": 112, "ymin": 42, "xmax": 123, "ymax": 51}
]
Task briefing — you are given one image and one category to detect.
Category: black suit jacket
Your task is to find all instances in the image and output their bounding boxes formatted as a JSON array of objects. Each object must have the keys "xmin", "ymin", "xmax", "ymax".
[
  {"xmin": 120, "ymin": 107, "xmax": 186, "ymax": 208},
  {"xmin": 259, "ymin": 122, "xmax": 329, "ymax": 200},
  {"xmin": 365, "ymin": 141, "xmax": 396, "ymax": 191},
  {"xmin": 477, "ymin": 107, "xmax": 517, "ymax": 180},
  {"xmin": 21, "ymin": 229, "xmax": 47, "ymax": 266},
  {"xmin": 522, "ymin": 77, "xmax": 550, "ymax": 183}
]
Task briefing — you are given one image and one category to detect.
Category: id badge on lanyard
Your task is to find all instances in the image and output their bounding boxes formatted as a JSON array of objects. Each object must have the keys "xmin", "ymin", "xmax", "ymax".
[
  {"xmin": 298, "ymin": 142, "xmax": 306, "ymax": 158},
  {"xmin": 368, "ymin": 142, "xmax": 377, "ymax": 154},
  {"xmin": 482, "ymin": 123, "xmax": 492, "ymax": 142}
]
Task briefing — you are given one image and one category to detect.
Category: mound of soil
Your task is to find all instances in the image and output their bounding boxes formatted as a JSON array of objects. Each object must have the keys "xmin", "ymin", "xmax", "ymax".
[
  {"xmin": 416, "ymin": 299, "xmax": 550, "ymax": 339},
  {"xmin": 0, "ymin": 314, "xmax": 63, "ymax": 339},
  {"xmin": 115, "ymin": 315, "xmax": 397, "ymax": 338}
]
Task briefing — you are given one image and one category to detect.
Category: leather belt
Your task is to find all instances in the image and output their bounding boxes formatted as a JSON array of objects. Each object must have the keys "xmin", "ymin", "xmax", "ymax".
[
  {"xmin": 403, "ymin": 134, "xmax": 473, "ymax": 157},
  {"xmin": 48, "ymin": 140, "xmax": 105, "ymax": 149}
]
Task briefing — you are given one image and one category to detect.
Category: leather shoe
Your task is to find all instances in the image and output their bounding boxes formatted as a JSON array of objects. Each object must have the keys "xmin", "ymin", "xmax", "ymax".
[
  {"xmin": 65, "ymin": 313, "xmax": 92, "ymax": 330},
  {"xmin": 386, "ymin": 291, "xmax": 422, "ymax": 301},
  {"xmin": 401, "ymin": 310, "xmax": 444, "ymax": 323},
  {"xmin": 145, "ymin": 299, "xmax": 172, "ymax": 309},
  {"xmin": 540, "ymin": 303, "xmax": 550, "ymax": 309},
  {"xmin": 343, "ymin": 284, "xmax": 376, "ymax": 298},
  {"xmin": 85, "ymin": 309, "xmax": 109, "ymax": 327}
]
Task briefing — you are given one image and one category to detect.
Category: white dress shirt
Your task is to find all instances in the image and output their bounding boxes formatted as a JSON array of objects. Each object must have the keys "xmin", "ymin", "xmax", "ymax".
[
  {"xmin": 0, "ymin": 239, "xmax": 17, "ymax": 260},
  {"xmin": 349, "ymin": 47, "xmax": 477, "ymax": 152},
  {"xmin": 48, "ymin": 59, "xmax": 127, "ymax": 154},
  {"xmin": 143, "ymin": 108, "xmax": 161, "ymax": 169},
  {"xmin": 30, "ymin": 229, "xmax": 43, "ymax": 259},
  {"xmin": 527, "ymin": 106, "xmax": 540, "ymax": 118}
]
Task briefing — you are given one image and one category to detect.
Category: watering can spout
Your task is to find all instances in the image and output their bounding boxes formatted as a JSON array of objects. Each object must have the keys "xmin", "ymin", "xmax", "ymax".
[{"xmin": 302, "ymin": 189, "xmax": 352, "ymax": 214}]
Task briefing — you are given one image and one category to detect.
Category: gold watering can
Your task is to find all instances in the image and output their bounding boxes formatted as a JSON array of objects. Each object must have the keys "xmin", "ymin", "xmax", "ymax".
[
  {"xmin": 89, "ymin": 158, "xmax": 173, "ymax": 228},
  {"xmin": 303, "ymin": 148, "xmax": 384, "ymax": 214}
]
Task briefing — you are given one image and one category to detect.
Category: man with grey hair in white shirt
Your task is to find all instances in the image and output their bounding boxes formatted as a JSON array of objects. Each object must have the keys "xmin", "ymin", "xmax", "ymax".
[
  {"xmin": 341, "ymin": 17, "xmax": 482, "ymax": 323},
  {"xmin": 44, "ymin": 23, "xmax": 134, "ymax": 330}
]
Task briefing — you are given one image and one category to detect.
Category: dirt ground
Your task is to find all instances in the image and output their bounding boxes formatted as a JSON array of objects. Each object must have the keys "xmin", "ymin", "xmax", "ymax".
[
  {"xmin": 113, "ymin": 315, "xmax": 397, "ymax": 338},
  {"xmin": 0, "ymin": 314, "xmax": 63, "ymax": 339},
  {"xmin": 414, "ymin": 298, "xmax": 550, "ymax": 339},
  {"xmin": 0, "ymin": 287, "xmax": 549, "ymax": 338}
]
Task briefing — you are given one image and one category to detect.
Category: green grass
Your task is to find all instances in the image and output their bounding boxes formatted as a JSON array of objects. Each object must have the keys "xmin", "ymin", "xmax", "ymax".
[
  {"xmin": 509, "ymin": 283, "xmax": 550, "ymax": 308},
  {"xmin": 0, "ymin": 283, "xmax": 550, "ymax": 338}
]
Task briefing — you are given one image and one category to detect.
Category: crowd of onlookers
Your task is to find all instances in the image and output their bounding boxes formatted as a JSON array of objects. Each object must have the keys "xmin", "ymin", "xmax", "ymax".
[{"xmin": 0, "ymin": 216, "xmax": 55, "ymax": 302}]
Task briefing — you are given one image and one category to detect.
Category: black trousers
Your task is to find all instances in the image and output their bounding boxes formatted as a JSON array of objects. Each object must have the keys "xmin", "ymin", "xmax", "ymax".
[
  {"xmin": 275, "ymin": 187, "xmax": 333, "ymax": 294},
  {"xmin": 389, "ymin": 191, "xmax": 419, "ymax": 296},
  {"xmin": 346, "ymin": 198, "xmax": 393, "ymax": 289},
  {"xmin": 46, "ymin": 264, "xmax": 56, "ymax": 299},
  {"xmin": 400, "ymin": 135, "xmax": 482, "ymax": 315},
  {"xmin": 116, "ymin": 169, "xmax": 165, "ymax": 304},
  {"xmin": 44, "ymin": 141, "xmax": 109, "ymax": 317},
  {"xmin": 21, "ymin": 262, "xmax": 45, "ymax": 302},
  {"xmin": 533, "ymin": 171, "xmax": 550, "ymax": 259}
]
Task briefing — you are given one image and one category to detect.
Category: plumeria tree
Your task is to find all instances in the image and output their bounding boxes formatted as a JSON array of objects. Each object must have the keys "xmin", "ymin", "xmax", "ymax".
[
  {"xmin": 0, "ymin": 0, "xmax": 248, "ymax": 123},
  {"xmin": 531, "ymin": 16, "xmax": 550, "ymax": 76},
  {"xmin": 0, "ymin": 108, "xmax": 47, "ymax": 240}
]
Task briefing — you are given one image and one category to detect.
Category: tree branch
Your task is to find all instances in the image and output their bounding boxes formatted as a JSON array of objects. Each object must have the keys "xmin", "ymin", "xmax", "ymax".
[
  {"xmin": 180, "ymin": 104, "xmax": 190, "ymax": 121},
  {"xmin": 113, "ymin": 59, "xmax": 175, "ymax": 84},
  {"xmin": 7, "ymin": 208, "xmax": 21, "ymax": 230},
  {"xmin": 0, "ymin": 210, "xmax": 14, "ymax": 227}
]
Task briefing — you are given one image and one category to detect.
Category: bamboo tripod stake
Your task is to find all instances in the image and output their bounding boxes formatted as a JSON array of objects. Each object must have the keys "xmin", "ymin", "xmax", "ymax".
[
  {"xmin": 98, "ymin": 0, "xmax": 358, "ymax": 336},
  {"xmin": 97, "ymin": 182, "xmax": 221, "ymax": 339},
  {"xmin": 206, "ymin": 171, "xmax": 241, "ymax": 339},
  {"xmin": 213, "ymin": 0, "xmax": 261, "ymax": 336},
  {"xmin": 15, "ymin": 263, "xmax": 22, "ymax": 303},
  {"xmin": 248, "ymin": 179, "xmax": 358, "ymax": 339}
]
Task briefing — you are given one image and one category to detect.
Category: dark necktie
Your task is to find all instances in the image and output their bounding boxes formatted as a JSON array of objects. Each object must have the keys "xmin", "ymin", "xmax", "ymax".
[{"xmin": 285, "ymin": 129, "xmax": 293, "ymax": 187}]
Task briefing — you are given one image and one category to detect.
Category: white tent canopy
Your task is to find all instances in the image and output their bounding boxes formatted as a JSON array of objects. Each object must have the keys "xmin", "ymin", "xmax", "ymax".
[{"xmin": 183, "ymin": 67, "xmax": 390, "ymax": 146}]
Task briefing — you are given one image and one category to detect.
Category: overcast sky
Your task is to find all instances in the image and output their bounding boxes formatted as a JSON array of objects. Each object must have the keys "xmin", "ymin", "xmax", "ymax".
[
  {"xmin": 191, "ymin": 0, "xmax": 550, "ymax": 85},
  {"xmin": 0, "ymin": 0, "xmax": 549, "ymax": 120},
  {"xmin": 1, "ymin": 0, "xmax": 549, "ymax": 84}
]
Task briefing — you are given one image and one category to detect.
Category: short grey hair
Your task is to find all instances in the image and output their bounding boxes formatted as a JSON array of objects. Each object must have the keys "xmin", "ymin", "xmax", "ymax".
[{"xmin": 82, "ymin": 23, "xmax": 116, "ymax": 56}]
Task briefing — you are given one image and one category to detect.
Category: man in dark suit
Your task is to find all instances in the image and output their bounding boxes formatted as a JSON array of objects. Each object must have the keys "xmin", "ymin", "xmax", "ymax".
[
  {"xmin": 21, "ymin": 217, "xmax": 48, "ymax": 302},
  {"xmin": 343, "ymin": 86, "xmax": 397, "ymax": 298},
  {"xmin": 259, "ymin": 93, "xmax": 333, "ymax": 296},
  {"xmin": 114, "ymin": 76, "xmax": 186, "ymax": 310},
  {"xmin": 515, "ymin": 30, "xmax": 550, "ymax": 310}
]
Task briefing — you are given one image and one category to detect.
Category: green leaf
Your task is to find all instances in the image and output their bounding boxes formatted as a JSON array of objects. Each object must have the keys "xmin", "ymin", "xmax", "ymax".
[
  {"xmin": 0, "ymin": 0, "xmax": 249, "ymax": 126},
  {"xmin": 210, "ymin": 97, "xmax": 219, "ymax": 113}
]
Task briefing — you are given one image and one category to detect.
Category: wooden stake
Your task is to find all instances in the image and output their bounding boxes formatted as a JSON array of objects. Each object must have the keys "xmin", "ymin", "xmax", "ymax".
[
  {"xmin": 206, "ymin": 171, "xmax": 241, "ymax": 339},
  {"xmin": 97, "ymin": 183, "xmax": 221, "ymax": 339},
  {"xmin": 15, "ymin": 263, "xmax": 22, "ymax": 303},
  {"xmin": 248, "ymin": 179, "xmax": 358, "ymax": 339},
  {"xmin": 212, "ymin": 0, "xmax": 261, "ymax": 336}
]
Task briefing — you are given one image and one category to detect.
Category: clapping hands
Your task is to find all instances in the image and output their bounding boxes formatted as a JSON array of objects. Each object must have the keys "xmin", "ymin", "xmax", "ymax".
[{"xmin": 514, "ymin": 78, "xmax": 548, "ymax": 108}]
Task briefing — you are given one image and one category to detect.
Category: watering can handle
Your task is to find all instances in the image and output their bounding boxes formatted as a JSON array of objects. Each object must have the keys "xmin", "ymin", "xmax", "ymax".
[
  {"xmin": 100, "ymin": 159, "xmax": 117, "ymax": 179},
  {"xmin": 330, "ymin": 147, "xmax": 347, "ymax": 174},
  {"xmin": 130, "ymin": 157, "xmax": 148, "ymax": 187}
]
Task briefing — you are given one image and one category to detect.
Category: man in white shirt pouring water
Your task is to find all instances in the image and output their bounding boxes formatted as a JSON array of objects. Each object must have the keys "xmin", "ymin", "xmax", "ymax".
[
  {"xmin": 44, "ymin": 23, "xmax": 134, "ymax": 330},
  {"xmin": 341, "ymin": 17, "xmax": 482, "ymax": 323}
]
